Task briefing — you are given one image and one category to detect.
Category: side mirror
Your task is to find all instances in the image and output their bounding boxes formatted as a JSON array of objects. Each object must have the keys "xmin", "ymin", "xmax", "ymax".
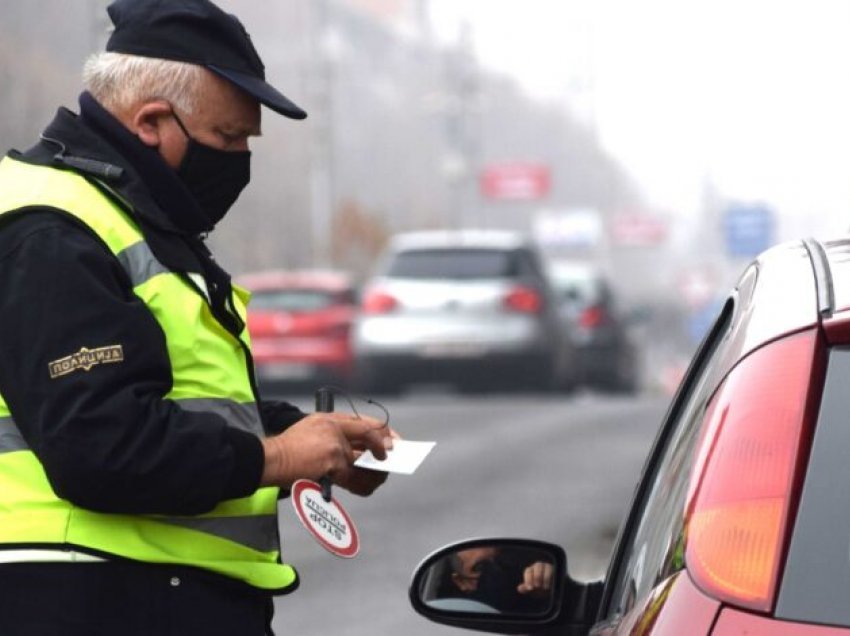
[{"xmin": 409, "ymin": 538, "xmax": 599, "ymax": 635}]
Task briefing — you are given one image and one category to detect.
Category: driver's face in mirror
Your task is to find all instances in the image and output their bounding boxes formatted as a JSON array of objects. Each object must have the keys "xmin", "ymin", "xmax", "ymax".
[{"xmin": 451, "ymin": 547, "xmax": 500, "ymax": 593}]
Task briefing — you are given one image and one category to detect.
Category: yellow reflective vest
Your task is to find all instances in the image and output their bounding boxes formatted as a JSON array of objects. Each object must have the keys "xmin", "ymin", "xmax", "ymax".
[{"xmin": 0, "ymin": 156, "xmax": 296, "ymax": 592}]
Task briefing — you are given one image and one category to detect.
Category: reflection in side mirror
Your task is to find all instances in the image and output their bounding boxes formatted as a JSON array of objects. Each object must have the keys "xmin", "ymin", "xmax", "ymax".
[
  {"xmin": 410, "ymin": 538, "xmax": 567, "ymax": 633},
  {"xmin": 422, "ymin": 545, "xmax": 556, "ymax": 615}
]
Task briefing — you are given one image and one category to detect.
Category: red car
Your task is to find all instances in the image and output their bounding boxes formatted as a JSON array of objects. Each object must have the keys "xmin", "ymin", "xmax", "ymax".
[
  {"xmin": 237, "ymin": 270, "xmax": 357, "ymax": 390},
  {"xmin": 409, "ymin": 238, "xmax": 850, "ymax": 634}
]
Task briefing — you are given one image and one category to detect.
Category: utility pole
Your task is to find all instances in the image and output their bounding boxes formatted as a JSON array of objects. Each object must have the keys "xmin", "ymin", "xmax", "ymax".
[
  {"xmin": 308, "ymin": 0, "xmax": 338, "ymax": 268},
  {"xmin": 89, "ymin": 0, "xmax": 110, "ymax": 52},
  {"xmin": 444, "ymin": 20, "xmax": 480, "ymax": 229}
]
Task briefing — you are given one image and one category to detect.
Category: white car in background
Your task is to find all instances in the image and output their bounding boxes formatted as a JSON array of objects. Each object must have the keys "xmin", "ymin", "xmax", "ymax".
[{"xmin": 353, "ymin": 230, "xmax": 579, "ymax": 394}]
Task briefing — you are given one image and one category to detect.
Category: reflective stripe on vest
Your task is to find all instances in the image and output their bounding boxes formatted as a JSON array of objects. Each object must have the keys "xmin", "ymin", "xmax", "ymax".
[
  {"xmin": 0, "ymin": 417, "xmax": 25, "ymax": 453},
  {"xmin": 0, "ymin": 157, "xmax": 295, "ymax": 592}
]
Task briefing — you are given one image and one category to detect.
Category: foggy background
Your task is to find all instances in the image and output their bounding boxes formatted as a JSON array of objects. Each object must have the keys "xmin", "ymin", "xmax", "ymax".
[
  {"xmin": 7, "ymin": 3, "xmax": 850, "ymax": 632},
  {"xmin": 3, "ymin": 0, "xmax": 850, "ymax": 382}
]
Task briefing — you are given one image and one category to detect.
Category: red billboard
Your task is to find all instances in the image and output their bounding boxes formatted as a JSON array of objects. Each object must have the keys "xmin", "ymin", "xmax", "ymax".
[
  {"xmin": 609, "ymin": 213, "xmax": 668, "ymax": 246},
  {"xmin": 480, "ymin": 163, "xmax": 551, "ymax": 201}
]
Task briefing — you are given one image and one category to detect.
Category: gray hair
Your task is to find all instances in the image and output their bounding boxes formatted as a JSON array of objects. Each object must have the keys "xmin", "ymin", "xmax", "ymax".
[{"xmin": 82, "ymin": 52, "xmax": 204, "ymax": 114}]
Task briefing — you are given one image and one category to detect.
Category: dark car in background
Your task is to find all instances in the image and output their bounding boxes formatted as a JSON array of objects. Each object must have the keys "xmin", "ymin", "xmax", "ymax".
[
  {"xmin": 353, "ymin": 230, "xmax": 580, "ymax": 393},
  {"xmin": 547, "ymin": 260, "xmax": 640, "ymax": 393},
  {"xmin": 409, "ymin": 238, "xmax": 850, "ymax": 634},
  {"xmin": 237, "ymin": 270, "xmax": 357, "ymax": 391}
]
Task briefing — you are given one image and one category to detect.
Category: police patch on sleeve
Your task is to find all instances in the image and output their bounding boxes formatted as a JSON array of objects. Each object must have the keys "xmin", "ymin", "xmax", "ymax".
[{"xmin": 48, "ymin": 345, "xmax": 124, "ymax": 379}]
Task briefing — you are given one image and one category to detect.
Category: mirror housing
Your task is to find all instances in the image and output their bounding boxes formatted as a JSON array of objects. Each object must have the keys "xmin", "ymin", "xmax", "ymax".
[{"xmin": 409, "ymin": 538, "xmax": 600, "ymax": 635}]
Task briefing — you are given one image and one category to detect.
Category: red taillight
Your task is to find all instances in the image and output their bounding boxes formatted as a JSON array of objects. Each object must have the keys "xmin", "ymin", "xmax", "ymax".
[
  {"xmin": 579, "ymin": 305, "xmax": 605, "ymax": 328},
  {"xmin": 504, "ymin": 286, "xmax": 543, "ymax": 313},
  {"xmin": 362, "ymin": 290, "xmax": 398, "ymax": 314},
  {"xmin": 685, "ymin": 329, "xmax": 818, "ymax": 612}
]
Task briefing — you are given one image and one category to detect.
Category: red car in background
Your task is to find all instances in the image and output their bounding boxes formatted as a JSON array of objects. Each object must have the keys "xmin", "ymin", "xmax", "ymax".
[
  {"xmin": 237, "ymin": 270, "xmax": 357, "ymax": 391},
  {"xmin": 409, "ymin": 238, "xmax": 850, "ymax": 634}
]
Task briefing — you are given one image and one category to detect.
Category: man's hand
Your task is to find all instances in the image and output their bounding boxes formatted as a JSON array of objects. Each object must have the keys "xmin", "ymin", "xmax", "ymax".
[
  {"xmin": 516, "ymin": 561, "xmax": 554, "ymax": 596},
  {"xmin": 260, "ymin": 412, "xmax": 396, "ymax": 495}
]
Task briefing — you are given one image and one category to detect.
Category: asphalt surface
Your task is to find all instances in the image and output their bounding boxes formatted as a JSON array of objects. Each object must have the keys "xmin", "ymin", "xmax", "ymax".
[{"xmin": 267, "ymin": 388, "xmax": 669, "ymax": 635}]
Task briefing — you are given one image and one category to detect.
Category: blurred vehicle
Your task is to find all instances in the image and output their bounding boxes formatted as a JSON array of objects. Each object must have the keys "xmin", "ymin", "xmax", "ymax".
[
  {"xmin": 409, "ymin": 238, "xmax": 850, "ymax": 634},
  {"xmin": 237, "ymin": 270, "xmax": 357, "ymax": 391},
  {"xmin": 546, "ymin": 261, "xmax": 640, "ymax": 393},
  {"xmin": 353, "ymin": 230, "xmax": 579, "ymax": 393}
]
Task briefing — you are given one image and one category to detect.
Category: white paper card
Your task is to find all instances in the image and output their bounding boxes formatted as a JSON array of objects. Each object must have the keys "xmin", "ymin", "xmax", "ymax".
[{"xmin": 354, "ymin": 440, "xmax": 435, "ymax": 475}]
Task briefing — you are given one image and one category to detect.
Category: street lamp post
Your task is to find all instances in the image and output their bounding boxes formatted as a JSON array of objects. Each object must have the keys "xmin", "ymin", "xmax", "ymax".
[{"xmin": 308, "ymin": 0, "xmax": 340, "ymax": 268}]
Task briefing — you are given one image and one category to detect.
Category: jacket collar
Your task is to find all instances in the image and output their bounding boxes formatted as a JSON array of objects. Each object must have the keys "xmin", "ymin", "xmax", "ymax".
[
  {"xmin": 16, "ymin": 92, "xmax": 217, "ymax": 237},
  {"xmin": 8, "ymin": 94, "xmax": 247, "ymax": 337},
  {"xmin": 11, "ymin": 93, "xmax": 208, "ymax": 274}
]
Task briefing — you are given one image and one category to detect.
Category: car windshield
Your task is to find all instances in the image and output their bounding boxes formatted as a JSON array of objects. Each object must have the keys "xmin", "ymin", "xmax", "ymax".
[
  {"xmin": 386, "ymin": 249, "xmax": 525, "ymax": 279},
  {"xmin": 549, "ymin": 268, "xmax": 601, "ymax": 304},
  {"xmin": 250, "ymin": 289, "xmax": 338, "ymax": 312}
]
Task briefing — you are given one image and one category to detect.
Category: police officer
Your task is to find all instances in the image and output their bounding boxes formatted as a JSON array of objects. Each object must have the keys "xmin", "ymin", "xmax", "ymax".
[{"xmin": 0, "ymin": 1, "xmax": 395, "ymax": 634}]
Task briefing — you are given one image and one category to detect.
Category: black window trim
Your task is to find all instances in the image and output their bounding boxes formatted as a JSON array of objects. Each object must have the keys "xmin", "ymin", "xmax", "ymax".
[{"xmin": 594, "ymin": 296, "xmax": 736, "ymax": 626}]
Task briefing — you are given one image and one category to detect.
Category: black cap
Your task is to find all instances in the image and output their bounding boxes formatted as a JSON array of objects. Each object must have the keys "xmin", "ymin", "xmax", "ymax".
[{"xmin": 105, "ymin": 0, "xmax": 307, "ymax": 120}]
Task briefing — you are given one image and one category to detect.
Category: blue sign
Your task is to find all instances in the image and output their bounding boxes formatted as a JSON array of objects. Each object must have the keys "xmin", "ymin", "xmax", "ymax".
[{"xmin": 723, "ymin": 204, "xmax": 775, "ymax": 258}]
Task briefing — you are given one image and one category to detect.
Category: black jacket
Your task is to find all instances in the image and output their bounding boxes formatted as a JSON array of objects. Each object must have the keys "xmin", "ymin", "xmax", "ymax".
[{"xmin": 0, "ymin": 93, "xmax": 305, "ymax": 516}]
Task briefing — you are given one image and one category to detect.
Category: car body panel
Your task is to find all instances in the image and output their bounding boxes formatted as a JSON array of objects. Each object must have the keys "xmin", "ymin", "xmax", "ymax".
[
  {"xmin": 821, "ymin": 309, "xmax": 850, "ymax": 344},
  {"xmin": 237, "ymin": 269, "xmax": 356, "ymax": 387},
  {"xmin": 714, "ymin": 609, "xmax": 850, "ymax": 635},
  {"xmin": 729, "ymin": 242, "xmax": 818, "ymax": 359},
  {"xmin": 591, "ymin": 571, "xmax": 719, "ymax": 636}
]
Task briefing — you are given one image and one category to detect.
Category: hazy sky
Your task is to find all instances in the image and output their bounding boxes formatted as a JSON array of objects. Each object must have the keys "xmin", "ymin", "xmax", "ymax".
[{"xmin": 430, "ymin": 0, "xmax": 850, "ymax": 239}]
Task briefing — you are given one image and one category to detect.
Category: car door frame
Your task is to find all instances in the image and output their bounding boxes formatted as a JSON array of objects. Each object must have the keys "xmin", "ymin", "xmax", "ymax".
[{"xmin": 588, "ymin": 292, "xmax": 740, "ymax": 633}]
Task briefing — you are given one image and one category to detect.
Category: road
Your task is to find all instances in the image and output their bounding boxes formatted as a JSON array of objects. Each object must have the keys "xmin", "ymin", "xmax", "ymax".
[{"xmin": 268, "ymin": 389, "xmax": 669, "ymax": 635}]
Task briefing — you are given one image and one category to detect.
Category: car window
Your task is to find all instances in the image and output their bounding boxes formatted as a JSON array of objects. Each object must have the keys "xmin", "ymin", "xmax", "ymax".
[
  {"xmin": 775, "ymin": 347, "xmax": 850, "ymax": 627},
  {"xmin": 250, "ymin": 289, "xmax": 338, "ymax": 312},
  {"xmin": 385, "ymin": 248, "xmax": 531, "ymax": 280},
  {"xmin": 600, "ymin": 300, "xmax": 734, "ymax": 622},
  {"xmin": 551, "ymin": 273, "xmax": 596, "ymax": 302},
  {"xmin": 548, "ymin": 268, "xmax": 608, "ymax": 307},
  {"xmin": 520, "ymin": 249, "xmax": 546, "ymax": 279}
]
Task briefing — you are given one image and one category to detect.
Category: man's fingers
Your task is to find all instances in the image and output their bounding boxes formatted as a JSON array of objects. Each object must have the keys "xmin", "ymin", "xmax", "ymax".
[
  {"xmin": 335, "ymin": 412, "xmax": 386, "ymax": 432},
  {"xmin": 334, "ymin": 466, "xmax": 389, "ymax": 496},
  {"xmin": 335, "ymin": 414, "xmax": 394, "ymax": 460},
  {"xmin": 261, "ymin": 411, "xmax": 396, "ymax": 492},
  {"xmin": 518, "ymin": 562, "xmax": 554, "ymax": 594}
]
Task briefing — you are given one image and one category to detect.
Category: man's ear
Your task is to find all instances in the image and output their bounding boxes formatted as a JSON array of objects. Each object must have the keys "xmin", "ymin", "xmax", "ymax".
[{"xmin": 129, "ymin": 101, "xmax": 173, "ymax": 148}]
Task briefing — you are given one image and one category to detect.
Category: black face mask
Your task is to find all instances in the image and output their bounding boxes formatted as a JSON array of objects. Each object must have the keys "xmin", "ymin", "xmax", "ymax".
[{"xmin": 171, "ymin": 111, "xmax": 251, "ymax": 229}]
